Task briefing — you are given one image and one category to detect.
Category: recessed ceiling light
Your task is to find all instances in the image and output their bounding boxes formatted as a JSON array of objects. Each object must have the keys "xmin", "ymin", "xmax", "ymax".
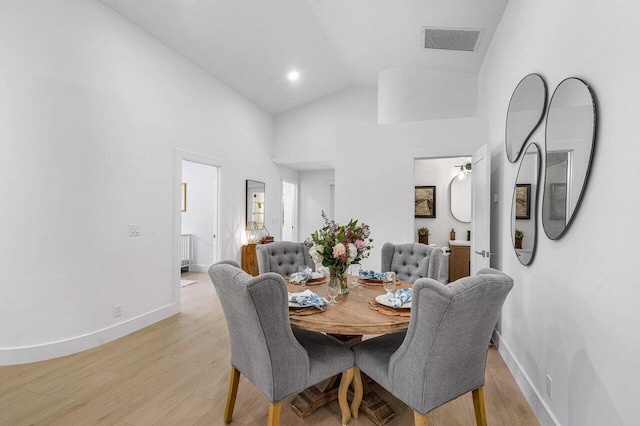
[{"xmin": 287, "ymin": 70, "xmax": 300, "ymax": 82}]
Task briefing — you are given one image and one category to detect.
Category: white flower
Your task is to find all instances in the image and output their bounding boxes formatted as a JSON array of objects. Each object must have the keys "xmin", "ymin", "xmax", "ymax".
[
  {"xmin": 309, "ymin": 244, "xmax": 324, "ymax": 263},
  {"xmin": 348, "ymin": 243, "xmax": 357, "ymax": 262}
]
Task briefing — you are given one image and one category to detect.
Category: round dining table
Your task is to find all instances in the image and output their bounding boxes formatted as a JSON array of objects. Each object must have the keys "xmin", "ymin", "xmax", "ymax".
[{"xmin": 286, "ymin": 275, "xmax": 412, "ymax": 426}]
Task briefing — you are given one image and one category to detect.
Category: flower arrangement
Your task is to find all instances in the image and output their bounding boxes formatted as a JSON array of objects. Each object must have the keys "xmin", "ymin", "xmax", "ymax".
[{"xmin": 307, "ymin": 212, "xmax": 373, "ymax": 294}]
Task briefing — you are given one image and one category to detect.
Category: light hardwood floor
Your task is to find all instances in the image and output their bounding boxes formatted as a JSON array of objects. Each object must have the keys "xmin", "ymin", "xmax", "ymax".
[{"xmin": 0, "ymin": 271, "xmax": 539, "ymax": 425}]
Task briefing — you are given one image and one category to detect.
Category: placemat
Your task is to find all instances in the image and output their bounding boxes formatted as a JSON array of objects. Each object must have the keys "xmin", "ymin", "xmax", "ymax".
[
  {"xmin": 289, "ymin": 307, "xmax": 325, "ymax": 316},
  {"xmin": 357, "ymin": 278, "xmax": 384, "ymax": 286},
  {"xmin": 368, "ymin": 299, "xmax": 411, "ymax": 317},
  {"xmin": 286, "ymin": 277, "xmax": 328, "ymax": 286}
]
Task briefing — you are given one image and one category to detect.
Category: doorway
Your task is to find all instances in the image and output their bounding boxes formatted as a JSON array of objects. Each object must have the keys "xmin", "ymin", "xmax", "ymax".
[
  {"xmin": 180, "ymin": 160, "xmax": 219, "ymax": 275},
  {"xmin": 281, "ymin": 178, "xmax": 298, "ymax": 241}
]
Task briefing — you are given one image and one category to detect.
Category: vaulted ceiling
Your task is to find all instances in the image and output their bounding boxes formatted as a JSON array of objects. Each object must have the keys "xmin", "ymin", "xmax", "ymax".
[{"xmin": 99, "ymin": 0, "xmax": 509, "ymax": 114}]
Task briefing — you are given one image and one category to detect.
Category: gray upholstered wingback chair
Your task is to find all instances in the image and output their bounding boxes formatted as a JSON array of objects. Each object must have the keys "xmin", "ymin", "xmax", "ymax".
[
  {"xmin": 208, "ymin": 261, "xmax": 354, "ymax": 425},
  {"xmin": 350, "ymin": 268, "xmax": 514, "ymax": 426},
  {"xmin": 381, "ymin": 242, "xmax": 446, "ymax": 284},
  {"xmin": 256, "ymin": 241, "xmax": 315, "ymax": 277}
]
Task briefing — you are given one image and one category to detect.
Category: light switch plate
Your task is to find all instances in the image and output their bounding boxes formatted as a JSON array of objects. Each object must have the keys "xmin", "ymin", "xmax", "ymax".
[{"xmin": 129, "ymin": 224, "xmax": 140, "ymax": 236}]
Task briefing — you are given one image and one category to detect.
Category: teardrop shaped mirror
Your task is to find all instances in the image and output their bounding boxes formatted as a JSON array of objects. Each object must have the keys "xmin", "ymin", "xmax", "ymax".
[
  {"xmin": 511, "ymin": 143, "xmax": 541, "ymax": 265},
  {"xmin": 505, "ymin": 74, "xmax": 547, "ymax": 163},
  {"xmin": 542, "ymin": 78, "xmax": 597, "ymax": 240}
]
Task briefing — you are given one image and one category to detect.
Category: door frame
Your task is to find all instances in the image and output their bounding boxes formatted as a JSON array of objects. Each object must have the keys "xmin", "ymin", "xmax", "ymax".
[
  {"xmin": 281, "ymin": 177, "xmax": 299, "ymax": 242},
  {"xmin": 174, "ymin": 148, "xmax": 224, "ymax": 308},
  {"xmin": 406, "ymin": 147, "xmax": 481, "ymax": 243}
]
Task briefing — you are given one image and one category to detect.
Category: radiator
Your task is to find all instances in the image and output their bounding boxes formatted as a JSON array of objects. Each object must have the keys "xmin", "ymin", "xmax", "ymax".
[{"xmin": 181, "ymin": 234, "xmax": 193, "ymax": 270}]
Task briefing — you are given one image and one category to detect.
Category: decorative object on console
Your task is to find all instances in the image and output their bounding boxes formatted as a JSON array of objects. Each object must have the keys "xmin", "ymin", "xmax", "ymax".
[
  {"xmin": 417, "ymin": 227, "xmax": 429, "ymax": 245},
  {"xmin": 415, "ymin": 186, "xmax": 436, "ymax": 218},
  {"xmin": 307, "ymin": 212, "xmax": 372, "ymax": 295},
  {"xmin": 542, "ymin": 77, "xmax": 597, "ymax": 240},
  {"xmin": 246, "ymin": 221, "xmax": 260, "ymax": 244},
  {"xmin": 505, "ymin": 73, "xmax": 548, "ymax": 163}
]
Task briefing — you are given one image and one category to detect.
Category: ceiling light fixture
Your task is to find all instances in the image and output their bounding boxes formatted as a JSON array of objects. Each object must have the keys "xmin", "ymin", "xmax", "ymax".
[{"xmin": 287, "ymin": 70, "xmax": 300, "ymax": 82}]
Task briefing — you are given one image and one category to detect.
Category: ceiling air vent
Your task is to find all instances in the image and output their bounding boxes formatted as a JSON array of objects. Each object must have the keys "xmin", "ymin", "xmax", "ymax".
[{"xmin": 422, "ymin": 27, "xmax": 483, "ymax": 52}]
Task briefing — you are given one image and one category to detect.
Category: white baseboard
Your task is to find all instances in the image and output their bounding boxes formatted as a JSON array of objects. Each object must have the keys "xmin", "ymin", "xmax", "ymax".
[
  {"xmin": 188, "ymin": 264, "xmax": 210, "ymax": 273},
  {"xmin": 0, "ymin": 303, "xmax": 179, "ymax": 366},
  {"xmin": 493, "ymin": 330, "xmax": 561, "ymax": 426}
]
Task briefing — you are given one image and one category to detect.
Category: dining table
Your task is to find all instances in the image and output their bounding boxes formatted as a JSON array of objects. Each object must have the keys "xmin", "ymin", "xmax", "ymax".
[{"xmin": 286, "ymin": 275, "xmax": 412, "ymax": 426}]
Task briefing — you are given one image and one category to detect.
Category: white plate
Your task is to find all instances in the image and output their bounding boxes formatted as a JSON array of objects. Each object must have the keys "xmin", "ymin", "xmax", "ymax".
[
  {"xmin": 310, "ymin": 271, "xmax": 324, "ymax": 280},
  {"xmin": 375, "ymin": 294, "xmax": 411, "ymax": 309}
]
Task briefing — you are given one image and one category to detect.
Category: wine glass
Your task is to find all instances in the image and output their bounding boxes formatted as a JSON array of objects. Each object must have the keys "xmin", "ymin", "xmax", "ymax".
[
  {"xmin": 327, "ymin": 277, "xmax": 340, "ymax": 305},
  {"xmin": 298, "ymin": 265, "xmax": 311, "ymax": 288},
  {"xmin": 349, "ymin": 264, "xmax": 361, "ymax": 287},
  {"xmin": 383, "ymin": 271, "xmax": 396, "ymax": 297}
]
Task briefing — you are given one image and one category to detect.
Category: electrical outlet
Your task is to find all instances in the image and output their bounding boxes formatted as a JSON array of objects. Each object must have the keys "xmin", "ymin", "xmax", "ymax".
[
  {"xmin": 113, "ymin": 304, "xmax": 122, "ymax": 317},
  {"xmin": 129, "ymin": 224, "xmax": 140, "ymax": 236},
  {"xmin": 546, "ymin": 375, "xmax": 553, "ymax": 400}
]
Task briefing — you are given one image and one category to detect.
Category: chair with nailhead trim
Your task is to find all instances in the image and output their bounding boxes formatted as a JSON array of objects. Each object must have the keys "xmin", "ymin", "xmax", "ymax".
[
  {"xmin": 381, "ymin": 242, "xmax": 446, "ymax": 284},
  {"xmin": 256, "ymin": 241, "xmax": 315, "ymax": 278}
]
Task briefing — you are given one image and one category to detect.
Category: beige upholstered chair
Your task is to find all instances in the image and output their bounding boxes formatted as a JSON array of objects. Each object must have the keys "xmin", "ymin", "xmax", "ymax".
[
  {"xmin": 208, "ymin": 261, "xmax": 354, "ymax": 425},
  {"xmin": 350, "ymin": 268, "xmax": 514, "ymax": 426},
  {"xmin": 256, "ymin": 241, "xmax": 315, "ymax": 277},
  {"xmin": 381, "ymin": 242, "xmax": 446, "ymax": 284}
]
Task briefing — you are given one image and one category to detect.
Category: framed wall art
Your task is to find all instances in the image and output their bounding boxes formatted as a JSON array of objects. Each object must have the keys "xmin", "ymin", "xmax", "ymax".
[
  {"xmin": 415, "ymin": 186, "xmax": 436, "ymax": 218},
  {"xmin": 515, "ymin": 183, "xmax": 531, "ymax": 219}
]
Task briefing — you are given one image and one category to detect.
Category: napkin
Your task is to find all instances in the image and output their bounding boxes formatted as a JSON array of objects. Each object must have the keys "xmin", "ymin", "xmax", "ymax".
[
  {"xmin": 288, "ymin": 289, "xmax": 327, "ymax": 309},
  {"xmin": 387, "ymin": 288, "xmax": 412, "ymax": 308},
  {"xmin": 289, "ymin": 271, "xmax": 322, "ymax": 283},
  {"xmin": 359, "ymin": 270, "xmax": 384, "ymax": 280}
]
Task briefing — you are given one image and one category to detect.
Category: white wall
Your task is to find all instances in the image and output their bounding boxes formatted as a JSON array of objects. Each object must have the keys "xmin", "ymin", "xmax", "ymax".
[
  {"xmin": 181, "ymin": 160, "xmax": 216, "ymax": 272},
  {"xmin": 298, "ymin": 169, "xmax": 335, "ymax": 243},
  {"xmin": 336, "ymin": 118, "xmax": 483, "ymax": 271},
  {"xmin": 0, "ymin": 0, "xmax": 292, "ymax": 364},
  {"xmin": 274, "ymin": 87, "xmax": 377, "ymax": 167},
  {"xmin": 415, "ymin": 157, "xmax": 472, "ymax": 247},
  {"xmin": 378, "ymin": 68, "xmax": 477, "ymax": 124},
  {"xmin": 479, "ymin": 1, "xmax": 639, "ymax": 424}
]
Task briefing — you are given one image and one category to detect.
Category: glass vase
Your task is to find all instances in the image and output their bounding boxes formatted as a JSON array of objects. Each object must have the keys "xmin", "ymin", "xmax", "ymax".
[{"xmin": 329, "ymin": 267, "xmax": 349, "ymax": 295}]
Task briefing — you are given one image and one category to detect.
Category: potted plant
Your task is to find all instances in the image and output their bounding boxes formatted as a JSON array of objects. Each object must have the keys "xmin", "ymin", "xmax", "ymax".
[
  {"xmin": 514, "ymin": 229, "xmax": 524, "ymax": 249},
  {"xmin": 417, "ymin": 227, "xmax": 429, "ymax": 245}
]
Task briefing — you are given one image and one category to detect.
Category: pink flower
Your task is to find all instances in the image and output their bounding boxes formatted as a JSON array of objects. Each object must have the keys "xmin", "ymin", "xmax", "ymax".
[
  {"xmin": 355, "ymin": 239, "xmax": 366, "ymax": 249},
  {"xmin": 333, "ymin": 243, "xmax": 346, "ymax": 259}
]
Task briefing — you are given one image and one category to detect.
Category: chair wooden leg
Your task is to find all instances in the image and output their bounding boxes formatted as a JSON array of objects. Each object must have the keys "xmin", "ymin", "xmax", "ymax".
[
  {"xmin": 472, "ymin": 386, "xmax": 488, "ymax": 426},
  {"xmin": 414, "ymin": 410, "xmax": 428, "ymax": 426},
  {"xmin": 224, "ymin": 366, "xmax": 241, "ymax": 423},
  {"xmin": 268, "ymin": 401, "xmax": 282, "ymax": 426},
  {"xmin": 350, "ymin": 366, "xmax": 363, "ymax": 419},
  {"xmin": 338, "ymin": 367, "xmax": 355, "ymax": 424}
]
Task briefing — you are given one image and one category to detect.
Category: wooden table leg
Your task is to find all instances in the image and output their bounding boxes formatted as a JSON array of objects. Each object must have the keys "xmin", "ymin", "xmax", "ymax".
[
  {"xmin": 289, "ymin": 334, "xmax": 397, "ymax": 425},
  {"xmin": 348, "ymin": 373, "xmax": 396, "ymax": 426}
]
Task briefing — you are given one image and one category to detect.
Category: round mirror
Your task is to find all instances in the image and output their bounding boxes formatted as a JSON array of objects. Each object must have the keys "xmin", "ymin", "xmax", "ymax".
[
  {"xmin": 542, "ymin": 78, "xmax": 597, "ymax": 240},
  {"xmin": 505, "ymin": 74, "xmax": 548, "ymax": 163},
  {"xmin": 450, "ymin": 173, "xmax": 471, "ymax": 223},
  {"xmin": 511, "ymin": 143, "xmax": 541, "ymax": 266}
]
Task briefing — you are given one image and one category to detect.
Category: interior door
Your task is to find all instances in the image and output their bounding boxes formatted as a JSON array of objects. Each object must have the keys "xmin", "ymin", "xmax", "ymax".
[{"xmin": 471, "ymin": 144, "xmax": 491, "ymax": 273}]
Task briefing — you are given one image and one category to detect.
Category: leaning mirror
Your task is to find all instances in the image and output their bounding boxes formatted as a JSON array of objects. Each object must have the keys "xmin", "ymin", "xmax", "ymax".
[
  {"xmin": 511, "ymin": 143, "xmax": 541, "ymax": 266},
  {"xmin": 246, "ymin": 180, "xmax": 265, "ymax": 229},
  {"xmin": 505, "ymin": 74, "xmax": 547, "ymax": 163},
  {"xmin": 450, "ymin": 170, "xmax": 471, "ymax": 223},
  {"xmin": 542, "ymin": 78, "xmax": 597, "ymax": 240}
]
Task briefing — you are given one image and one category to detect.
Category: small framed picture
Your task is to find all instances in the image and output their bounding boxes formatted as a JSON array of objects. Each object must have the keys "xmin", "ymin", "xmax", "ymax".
[
  {"xmin": 515, "ymin": 184, "xmax": 531, "ymax": 219},
  {"xmin": 415, "ymin": 186, "xmax": 436, "ymax": 218},
  {"xmin": 181, "ymin": 182, "xmax": 187, "ymax": 212}
]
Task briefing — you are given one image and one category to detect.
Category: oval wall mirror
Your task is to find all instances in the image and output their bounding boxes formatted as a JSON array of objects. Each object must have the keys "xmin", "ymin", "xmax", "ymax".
[
  {"xmin": 505, "ymin": 74, "xmax": 548, "ymax": 163},
  {"xmin": 511, "ymin": 143, "xmax": 541, "ymax": 266},
  {"xmin": 542, "ymin": 78, "xmax": 597, "ymax": 240},
  {"xmin": 450, "ymin": 173, "xmax": 471, "ymax": 223}
]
